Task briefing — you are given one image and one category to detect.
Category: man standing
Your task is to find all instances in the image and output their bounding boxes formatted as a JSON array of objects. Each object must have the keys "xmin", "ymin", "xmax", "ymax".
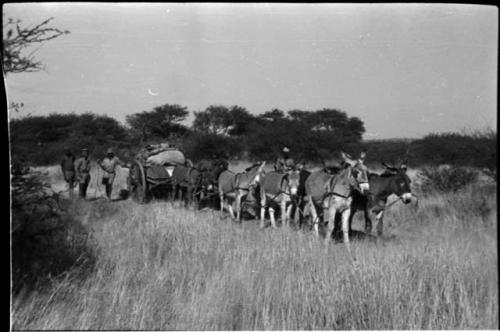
[
  {"xmin": 75, "ymin": 148, "xmax": 92, "ymax": 199},
  {"xmin": 61, "ymin": 147, "xmax": 76, "ymax": 200},
  {"xmin": 98, "ymin": 148, "xmax": 129, "ymax": 201},
  {"xmin": 275, "ymin": 147, "xmax": 295, "ymax": 172}
]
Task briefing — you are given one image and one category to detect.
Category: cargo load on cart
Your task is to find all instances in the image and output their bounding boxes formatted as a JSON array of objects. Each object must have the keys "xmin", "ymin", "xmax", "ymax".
[
  {"xmin": 129, "ymin": 143, "xmax": 187, "ymax": 203},
  {"xmin": 136, "ymin": 143, "xmax": 186, "ymax": 166}
]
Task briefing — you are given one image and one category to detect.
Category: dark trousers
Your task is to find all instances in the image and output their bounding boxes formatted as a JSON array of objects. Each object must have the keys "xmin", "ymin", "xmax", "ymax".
[
  {"xmin": 102, "ymin": 174, "xmax": 115, "ymax": 199},
  {"xmin": 78, "ymin": 176, "xmax": 90, "ymax": 198},
  {"xmin": 105, "ymin": 183, "xmax": 112, "ymax": 199}
]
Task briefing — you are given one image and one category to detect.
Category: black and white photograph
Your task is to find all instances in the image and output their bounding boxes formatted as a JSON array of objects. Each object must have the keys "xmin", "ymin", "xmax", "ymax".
[{"xmin": 6, "ymin": 3, "xmax": 497, "ymax": 330}]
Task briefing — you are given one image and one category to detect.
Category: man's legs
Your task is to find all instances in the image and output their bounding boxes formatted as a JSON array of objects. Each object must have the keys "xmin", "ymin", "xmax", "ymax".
[
  {"xmin": 106, "ymin": 182, "xmax": 112, "ymax": 200},
  {"xmin": 68, "ymin": 180, "xmax": 74, "ymax": 200},
  {"xmin": 64, "ymin": 171, "xmax": 75, "ymax": 200},
  {"xmin": 79, "ymin": 175, "xmax": 90, "ymax": 199},
  {"xmin": 106, "ymin": 174, "xmax": 115, "ymax": 200}
]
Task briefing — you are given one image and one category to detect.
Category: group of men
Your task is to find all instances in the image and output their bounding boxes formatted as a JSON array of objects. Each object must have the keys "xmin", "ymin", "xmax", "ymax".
[
  {"xmin": 61, "ymin": 147, "xmax": 128, "ymax": 200},
  {"xmin": 61, "ymin": 145, "xmax": 294, "ymax": 201}
]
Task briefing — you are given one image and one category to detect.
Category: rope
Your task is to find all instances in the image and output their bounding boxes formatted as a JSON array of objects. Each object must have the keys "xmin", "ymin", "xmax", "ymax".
[{"xmin": 383, "ymin": 194, "xmax": 419, "ymax": 211}]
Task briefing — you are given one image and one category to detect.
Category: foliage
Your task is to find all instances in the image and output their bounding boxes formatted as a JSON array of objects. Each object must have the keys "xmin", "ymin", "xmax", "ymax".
[
  {"xmin": 418, "ymin": 166, "xmax": 479, "ymax": 194},
  {"xmin": 411, "ymin": 131, "xmax": 497, "ymax": 170},
  {"xmin": 11, "ymin": 165, "xmax": 94, "ymax": 294},
  {"xmin": 125, "ymin": 104, "xmax": 189, "ymax": 142},
  {"xmin": 193, "ymin": 105, "xmax": 233, "ymax": 135},
  {"xmin": 192, "ymin": 105, "xmax": 255, "ymax": 137},
  {"xmin": 8, "ymin": 103, "xmax": 496, "ymax": 171},
  {"xmin": 9, "ymin": 112, "xmax": 133, "ymax": 165},
  {"xmin": 181, "ymin": 133, "xmax": 242, "ymax": 161},
  {"xmin": 359, "ymin": 130, "xmax": 496, "ymax": 171},
  {"xmin": 2, "ymin": 16, "xmax": 69, "ymax": 74}
]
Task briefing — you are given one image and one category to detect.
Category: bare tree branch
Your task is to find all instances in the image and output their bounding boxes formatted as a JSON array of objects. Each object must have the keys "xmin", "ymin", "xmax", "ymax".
[{"xmin": 2, "ymin": 15, "xmax": 69, "ymax": 75}]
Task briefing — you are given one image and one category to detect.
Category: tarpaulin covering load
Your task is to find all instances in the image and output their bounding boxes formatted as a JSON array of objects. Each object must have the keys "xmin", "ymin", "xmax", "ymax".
[
  {"xmin": 136, "ymin": 142, "xmax": 186, "ymax": 166},
  {"xmin": 146, "ymin": 165, "xmax": 170, "ymax": 180},
  {"xmin": 146, "ymin": 150, "xmax": 185, "ymax": 166}
]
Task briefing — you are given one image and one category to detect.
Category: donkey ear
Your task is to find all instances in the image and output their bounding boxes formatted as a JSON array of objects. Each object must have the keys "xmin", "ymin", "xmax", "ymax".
[
  {"xmin": 341, "ymin": 151, "xmax": 355, "ymax": 166},
  {"xmin": 359, "ymin": 151, "xmax": 366, "ymax": 162},
  {"xmin": 400, "ymin": 161, "xmax": 408, "ymax": 172},
  {"xmin": 259, "ymin": 161, "xmax": 266, "ymax": 170}
]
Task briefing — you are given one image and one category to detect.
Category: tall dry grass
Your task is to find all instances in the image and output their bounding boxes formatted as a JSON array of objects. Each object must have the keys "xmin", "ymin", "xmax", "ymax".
[{"xmin": 11, "ymin": 173, "xmax": 498, "ymax": 330}]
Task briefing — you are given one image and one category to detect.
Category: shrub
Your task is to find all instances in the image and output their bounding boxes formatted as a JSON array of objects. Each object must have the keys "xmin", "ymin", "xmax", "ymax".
[
  {"xmin": 180, "ymin": 133, "xmax": 242, "ymax": 161},
  {"xmin": 11, "ymin": 165, "xmax": 95, "ymax": 294},
  {"xmin": 418, "ymin": 166, "xmax": 478, "ymax": 194}
]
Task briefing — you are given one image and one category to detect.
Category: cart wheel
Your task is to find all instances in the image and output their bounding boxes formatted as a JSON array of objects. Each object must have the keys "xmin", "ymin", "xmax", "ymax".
[{"xmin": 131, "ymin": 162, "xmax": 147, "ymax": 204}]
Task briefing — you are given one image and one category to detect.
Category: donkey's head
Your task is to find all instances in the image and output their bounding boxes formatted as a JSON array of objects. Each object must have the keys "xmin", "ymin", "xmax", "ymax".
[
  {"xmin": 247, "ymin": 161, "xmax": 267, "ymax": 187},
  {"xmin": 341, "ymin": 151, "xmax": 370, "ymax": 195},
  {"xmin": 285, "ymin": 168, "xmax": 301, "ymax": 197},
  {"xmin": 382, "ymin": 160, "xmax": 412, "ymax": 204}
]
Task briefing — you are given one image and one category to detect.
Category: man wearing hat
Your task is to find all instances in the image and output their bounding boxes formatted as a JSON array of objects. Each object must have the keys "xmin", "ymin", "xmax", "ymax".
[
  {"xmin": 275, "ymin": 146, "xmax": 295, "ymax": 172},
  {"xmin": 75, "ymin": 148, "xmax": 92, "ymax": 199},
  {"xmin": 60, "ymin": 147, "xmax": 76, "ymax": 199},
  {"xmin": 98, "ymin": 148, "xmax": 129, "ymax": 200}
]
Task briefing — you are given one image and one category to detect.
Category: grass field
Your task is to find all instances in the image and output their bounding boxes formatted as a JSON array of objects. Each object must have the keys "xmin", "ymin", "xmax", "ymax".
[{"xmin": 11, "ymin": 164, "xmax": 498, "ymax": 330}]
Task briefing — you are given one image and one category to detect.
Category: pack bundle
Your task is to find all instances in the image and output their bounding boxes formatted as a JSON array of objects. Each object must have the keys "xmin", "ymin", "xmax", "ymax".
[{"xmin": 136, "ymin": 143, "xmax": 186, "ymax": 166}]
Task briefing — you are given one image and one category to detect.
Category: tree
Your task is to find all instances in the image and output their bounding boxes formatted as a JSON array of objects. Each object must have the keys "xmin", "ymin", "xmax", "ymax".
[
  {"xmin": 126, "ymin": 104, "xmax": 189, "ymax": 142},
  {"xmin": 310, "ymin": 108, "xmax": 349, "ymax": 132},
  {"xmin": 288, "ymin": 109, "xmax": 312, "ymax": 123},
  {"xmin": 347, "ymin": 116, "xmax": 365, "ymax": 141},
  {"xmin": 193, "ymin": 105, "xmax": 233, "ymax": 135},
  {"xmin": 227, "ymin": 105, "xmax": 254, "ymax": 136},
  {"xmin": 259, "ymin": 108, "xmax": 285, "ymax": 122},
  {"xmin": 2, "ymin": 16, "xmax": 69, "ymax": 75},
  {"xmin": 192, "ymin": 105, "xmax": 254, "ymax": 136}
]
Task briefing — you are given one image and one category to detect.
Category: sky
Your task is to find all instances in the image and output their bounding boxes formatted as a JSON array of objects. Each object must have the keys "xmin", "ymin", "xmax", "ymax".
[{"xmin": 3, "ymin": 3, "xmax": 498, "ymax": 139}]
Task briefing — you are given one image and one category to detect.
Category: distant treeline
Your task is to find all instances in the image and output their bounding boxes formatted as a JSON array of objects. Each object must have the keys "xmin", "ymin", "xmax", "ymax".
[{"xmin": 9, "ymin": 104, "xmax": 496, "ymax": 171}]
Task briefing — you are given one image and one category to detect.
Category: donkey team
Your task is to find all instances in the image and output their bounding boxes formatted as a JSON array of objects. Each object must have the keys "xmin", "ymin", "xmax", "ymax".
[{"xmin": 169, "ymin": 148, "xmax": 415, "ymax": 252}]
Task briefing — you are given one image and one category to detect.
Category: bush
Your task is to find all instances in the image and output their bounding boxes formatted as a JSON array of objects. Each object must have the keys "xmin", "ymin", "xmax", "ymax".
[
  {"xmin": 11, "ymin": 165, "xmax": 95, "ymax": 294},
  {"xmin": 180, "ymin": 133, "xmax": 242, "ymax": 161},
  {"xmin": 9, "ymin": 112, "xmax": 134, "ymax": 166},
  {"xmin": 411, "ymin": 130, "xmax": 497, "ymax": 169},
  {"xmin": 418, "ymin": 166, "xmax": 479, "ymax": 194}
]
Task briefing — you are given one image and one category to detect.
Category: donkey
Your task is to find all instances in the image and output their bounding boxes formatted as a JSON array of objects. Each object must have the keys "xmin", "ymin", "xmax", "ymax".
[
  {"xmin": 218, "ymin": 162, "xmax": 266, "ymax": 222},
  {"xmin": 348, "ymin": 161, "xmax": 413, "ymax": 236},
  {"xmin": 170, "ymin": 165, "xmax": 203, "ymax": 207},
  {"xmin": 305, "ymin": 152, "xmax": 370, "ymax": 253},
  {"xmin": 259, "ymin": 169, "xmax": 301, "ymax": 229},
  {"xmin": 195, "ymin": 158, "xmax": 228, "ymax": 200}
]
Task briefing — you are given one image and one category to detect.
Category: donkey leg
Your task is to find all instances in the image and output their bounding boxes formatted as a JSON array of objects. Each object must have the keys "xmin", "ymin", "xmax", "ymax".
[
  {"xmin": 281, "ymin": 199, "xmax": 288, "ymax": 227},
  {"xmin": 348, "ymin": 209, "xmax": 355, "ymax": 232},
  {"xmin": 286, "ymin": 203, "xmax": 294, "ymax": 227},
  {"xmin": 269, "ymin": 207, "xmax": 277, "ymax": 228},
  {"xmin": 235, "ymin": 192, "xmax": 242, "ymax": 222},
  {"xmin": 219, "ymin": 193, "xmax": 225, "ymax": 218},
  {"xmin": 308, "ymin": 197, "xmax": 320, "ymax": 237},
  {"xmin": 260, "ymin": 195, "xmax": 266, "ymax": 229},
  {"xmin": 227, "ymin": 199, "xmax": 236, "ymax": 220},
  {"xmin": 177, "ymin": 187, "xmax": 183, "ymax": 207},
  {"xmin": 364, "ymin": 208, "xmax": 372, "ymax": 234},
  {"xmin": 325, "ymin": 202, "xmax": 337, "ymax": 244},
  {"xmin": 341, "ymin": 208, "xmax": 353, "ymax": 257},
  {"xmin": 185, "ymin": 186, "xmax": 192, "ymax": 208},
  {"xmin": 375, "ymin": 211, "xmax": 385, "ymax": 236}
]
